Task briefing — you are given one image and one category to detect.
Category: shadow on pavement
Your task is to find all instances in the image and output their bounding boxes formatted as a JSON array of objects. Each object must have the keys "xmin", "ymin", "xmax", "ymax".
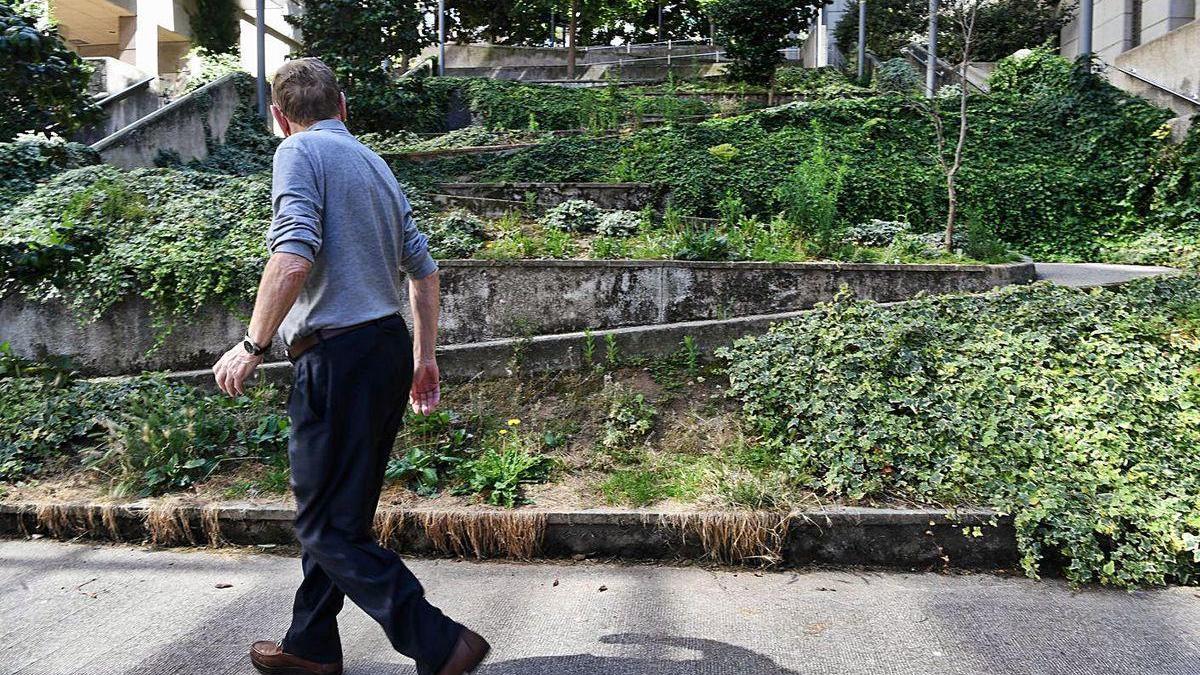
[{"xmin": 360, "ymin": 634, "xmax": 801, "ymax": 675}]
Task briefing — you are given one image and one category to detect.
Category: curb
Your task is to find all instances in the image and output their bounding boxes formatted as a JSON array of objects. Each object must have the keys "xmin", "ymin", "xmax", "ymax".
[{"xmin": 0, "ymin": 503, "xmax": 1017, "ymax": 570}]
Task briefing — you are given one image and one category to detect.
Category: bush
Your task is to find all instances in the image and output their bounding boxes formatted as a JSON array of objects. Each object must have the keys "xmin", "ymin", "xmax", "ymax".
[
  {"xmin": 702, "ymin": 0, "xmax": 818, "ymax": 85},
  {"xmin": 0, "ymin": 138, "xmax": 99, "ymax": 208},
  {"xmin": 597, "ymin": 210, "xmax": 643, "ymax": 238},
  {"xmin": 845, "ymin": 219, "xmax": 911, "ymax": 247},
  {"xmin": 720, "ymin": 275, "xmax": 1200, "ymax": 587},
  {"xmin": 989, "ymin": 47, "xmax": 1076, "ymax": 97},
  {"xmin": 427, "ymin": 209, "xmax": 485, "ymax": 259},
  {"xmin": 457, "ymin": 424, "xmax": 554, "ymax": 507},
  {"xmin": 602, "ymin": 386, "xmax": 658, "ymax": 449},
  {"xmin": 0, "ymin": 374, "xmax": 286, "ymax": 494},
  {"xmin": 540, "ymin": 199, "xmax": 603, "ymax": 233},
  {"xmin": 0, "ymin": 4, "xmax": 100, "ymax": 141},
  {"xmin": 874, "ymin": 58, "xmax": 921, "ymax": 94}
]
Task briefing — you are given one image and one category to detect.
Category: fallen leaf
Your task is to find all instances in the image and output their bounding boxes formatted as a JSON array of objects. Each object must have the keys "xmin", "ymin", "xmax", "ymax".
[
  {"xmin": 215, "ymin": 583, "xmax": 233, "ymax": 589},
  {"xmin": 552, "ymin": 579, "xmax": 559, "ymax": 587},
  {"xmin": 598, "ymin": 585, "xmax": 608, "ymax": 592}
]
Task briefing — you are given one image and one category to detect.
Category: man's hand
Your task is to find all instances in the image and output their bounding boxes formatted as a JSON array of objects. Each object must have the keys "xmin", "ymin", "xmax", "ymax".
[
  {"xmin": 212, "ymin": 345, "xmax": 264, "ymax": 397},
  {"xmin": 410, "ymin": 358, "xmax": 440, "ymax": 415}
]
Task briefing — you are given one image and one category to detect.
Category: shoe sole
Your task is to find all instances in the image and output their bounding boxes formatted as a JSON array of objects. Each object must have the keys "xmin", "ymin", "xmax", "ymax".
[{"xmin": 252, "ymin": 661, "xmax": 343, "ymax": 675}]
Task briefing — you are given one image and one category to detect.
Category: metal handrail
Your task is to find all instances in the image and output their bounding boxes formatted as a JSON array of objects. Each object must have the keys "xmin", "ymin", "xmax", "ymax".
[
  {"xmin": 583, "ymin": 38, "xmax": 714, "ymax": 52},
  {"xmin": 905, "ymin": 44, "xmax": 988, "ymax": 93},
  {"xmin": 94, "ymin": 76, "xmax": 156, "ymax": 108},
  {"xmin": 1113, "ymin": 65, "xmax": 1200, "ymax": 106}
]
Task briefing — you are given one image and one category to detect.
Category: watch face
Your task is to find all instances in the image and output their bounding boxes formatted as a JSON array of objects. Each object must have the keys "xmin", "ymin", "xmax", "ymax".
[{"xmin": 243, "ymin": 339, "xmax": 256, "ymax": 354}]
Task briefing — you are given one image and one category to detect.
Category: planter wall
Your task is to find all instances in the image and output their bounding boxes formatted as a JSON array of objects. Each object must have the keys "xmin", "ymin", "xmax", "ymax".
[{"xmin": 0, "ymin": 260, "xmax": 1035, "ymax": 376}]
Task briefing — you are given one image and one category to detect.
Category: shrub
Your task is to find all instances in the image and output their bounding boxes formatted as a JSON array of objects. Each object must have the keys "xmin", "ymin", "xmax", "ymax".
[
  {"xmin": 775, "ymin": 138, "xmax": 848, "ymax": 257},
  {"xmin": 702, "ymin": 0, "xmax": 819, "ymax": 85},
  {"xmin": 602, "ymin": 386, "xmax": 658, "ymax": 449},
  {"xmin": 0, "ymin": 4, "xmax": 100, "ymax": 141},
  {"xmin": 721, "ymin": 276, "xmax": 1200, "ymax": 587},
  {"xmin": 457, "ymin": 423, "xmax": 554, "ymax": 507},
  {"xmin": 989, "ymin": 47, "xmax": 1076, "ymax": 97},
  {"xmin": 874, "ymin": 58, "xmax": 921, "ymax": 94},
  {"xmin": 0, "ymin": 138, "xmax": 99, "ymax": 208},
  {"xmin": 845, "ymin": 219, "xmax": 911, "ymax": 247},
  {"xmin": 427, "ymin": 209, "xmax": 485, "ymax": 259},
  {"xmin": 597, "ymin": 210, "xmax": 642, "ymax": 238},
  {"xmin": 540, "ymin": 199, "xmax": 603, "ymax": 233}
]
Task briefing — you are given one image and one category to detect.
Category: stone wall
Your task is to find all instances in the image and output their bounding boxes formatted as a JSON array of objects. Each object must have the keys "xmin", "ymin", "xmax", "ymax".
[
  {"xmin": 0, "ymin": 261, "xmax": 1035, "ymax": 376},
  {"xmin": 92, "ymin": 74, "xmax": 255, "ymax": 169},
  {"xmin": 432, "ymin": 183, "xmax": 668, "ymax": 214}
]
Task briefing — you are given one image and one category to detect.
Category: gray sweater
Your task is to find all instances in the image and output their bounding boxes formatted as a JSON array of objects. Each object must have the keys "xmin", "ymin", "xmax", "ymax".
[{"xmin": 266, "ymin": 119, "xmax": 438, "ymax": 345}]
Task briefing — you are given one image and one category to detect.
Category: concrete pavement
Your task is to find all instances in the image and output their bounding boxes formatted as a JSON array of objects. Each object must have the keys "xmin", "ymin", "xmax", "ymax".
[
  {"xmin": 1035, "ymin": 262, "xmax": 1178, "ymax": 287},
  {"xmin": 2, "ymin": 539, "xmax": 1200, "ymax": 674}
]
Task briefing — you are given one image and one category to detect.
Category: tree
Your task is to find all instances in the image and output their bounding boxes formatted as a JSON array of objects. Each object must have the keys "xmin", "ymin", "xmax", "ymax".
[
  {"xmin": 287, "ymin": 0, "xmax": 432, "ymax": 132},
  {"xmin": 0, "ymin": 4, "xmax": 100, "ymax": 142},
  {"xmin": 834, "ymin": 0, "xmax": 1073, "ymax": 63},
  {"xmin": 189, "ymin": 0, "xmax": 240, "ymax": 55},
  {"xmin": 921, "ymin": 0, "xmax": 980, "ymax": 252},
  {"xmin": 701, "ymin": 0, "xmax": 820, "ymax": 85}
]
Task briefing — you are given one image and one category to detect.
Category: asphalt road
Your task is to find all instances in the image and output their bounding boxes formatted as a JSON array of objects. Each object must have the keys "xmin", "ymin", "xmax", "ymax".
[{"xmin": 3, "ymin": 539, "xmax": 1200, "ymax": 674}]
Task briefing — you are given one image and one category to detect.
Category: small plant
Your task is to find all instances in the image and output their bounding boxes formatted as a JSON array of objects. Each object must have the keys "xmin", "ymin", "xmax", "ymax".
[
  {"xmin": 962, "ymin": 214, "xmax": 1012, "ymax": 262},
  {"xmin": 457, "ymin": 421, "xmax": 554, "ymax": 507},
  {"xmin": 844, "ymin": 219, "xmax": 911, "ymax": 248},
  {"xmin": 682, "ymin": 336, "xmax": 700, "ymax": 374},
  {"xmin": 718, "ymin": 192, "xmax": 745, "ymax": 230},
  {"xmin": 775, "ymin": 135, "xmax": 848, "ymax": 258},
  {"xmin": 708, "ymin": 144, "xmax": 740, "ymax": 162},
  {"xmin": 539, "ymin": 199, "xmax": 602, "ymax": 233},
  {"xmin": 605, "ymin": 334, "xmax": 620, "ymax": 369},
  {"xmin": 874, "ymin": 57, "xmax": 920, "ymax": 94},
  {"xmin": 582, "ymin": 329, "xmax": 596, "ymax": 369},
  {"xmin": 601, "ymin": 385, "xmax": 658, "ymax": 449},
  {"xmin": 597, "ymin": 210, "xmax": 642, "ymax": 238},
  {"xmin": 427, "ymin": 209, "xmax": 485, "ymax": 259}
]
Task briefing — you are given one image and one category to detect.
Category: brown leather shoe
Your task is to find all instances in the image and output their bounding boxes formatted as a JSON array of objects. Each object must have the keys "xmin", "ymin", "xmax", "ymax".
[
  {"xmin": 436, "ymin": 628, "xmax": 491, "ymax": 675},
  {"xmin": 250, "ymin": 641, "xmax": 343, "ymax": 675}
]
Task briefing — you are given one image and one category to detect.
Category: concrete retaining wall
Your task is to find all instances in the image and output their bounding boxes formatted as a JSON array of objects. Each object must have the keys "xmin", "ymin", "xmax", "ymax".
[
  {"xmin": 91, "ymin": 74, "xmax": 254, "ymax": 169},
  {"xmin": 0, "ymin": 502, "xmax": 1018, "ymax": 570},
  {"xmin": 0, "ymin": 260, "xmax": 1035, "ymax": 376},
  {"xmin": 433, "ymin": 183, "xmax": 669, "ymax": 213}
]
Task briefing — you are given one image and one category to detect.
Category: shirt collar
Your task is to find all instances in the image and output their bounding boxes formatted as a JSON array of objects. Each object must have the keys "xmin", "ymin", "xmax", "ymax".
[{"xmin": 307, "ymin": 119, "xmax": 349, "ymax": 133}]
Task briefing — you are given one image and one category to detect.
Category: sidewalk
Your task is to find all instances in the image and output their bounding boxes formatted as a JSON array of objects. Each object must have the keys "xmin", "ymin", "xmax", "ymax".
[{"xmin": 3, "ymin": 539, "xmax": 1199, "ymax": 674}]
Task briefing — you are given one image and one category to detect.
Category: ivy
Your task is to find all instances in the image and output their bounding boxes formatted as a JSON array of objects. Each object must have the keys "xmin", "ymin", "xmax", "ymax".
[{"xmin": 721, "ymin": 275, "xmax": 1200, "ymax": 587}]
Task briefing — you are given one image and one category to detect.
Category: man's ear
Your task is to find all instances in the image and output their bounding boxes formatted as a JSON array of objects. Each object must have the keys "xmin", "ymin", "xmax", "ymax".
[
  {"xmin": 338, "ymin": 92, "xmax": 348, "ymax": 123},
  {"xmin": 270, "ymin": 105, "xmax": 292, "ymax": 137}
]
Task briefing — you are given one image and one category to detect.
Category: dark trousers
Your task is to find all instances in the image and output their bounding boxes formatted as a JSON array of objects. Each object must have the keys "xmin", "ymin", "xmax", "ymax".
[{"xmin": 281, "ymin": 317, "xmax": 461, "ymax": 675}]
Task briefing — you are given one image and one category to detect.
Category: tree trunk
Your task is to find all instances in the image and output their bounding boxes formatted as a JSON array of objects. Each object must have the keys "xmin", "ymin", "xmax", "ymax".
[{"xmin": 568, "ymin": 0, "xmax": 579, "ymax": 79}]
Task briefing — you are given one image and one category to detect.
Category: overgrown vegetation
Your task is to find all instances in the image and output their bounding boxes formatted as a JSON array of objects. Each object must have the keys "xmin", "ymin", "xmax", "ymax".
[
  {"xmin": 721, "ymin": 274, "xmax": 1200, "ymax": 587},
  {"xmin": 0, "ymin": 3, "xmax": 101, "ymax": 141}
]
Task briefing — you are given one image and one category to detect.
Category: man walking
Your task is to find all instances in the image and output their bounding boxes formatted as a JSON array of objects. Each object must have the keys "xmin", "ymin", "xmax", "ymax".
[{"xmin": 211, "ymin": 58, "xmax": 489, "ymax": 675}]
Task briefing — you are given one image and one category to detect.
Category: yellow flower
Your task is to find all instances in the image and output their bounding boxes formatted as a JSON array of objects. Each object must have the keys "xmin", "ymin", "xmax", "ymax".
[
  {"xmin": 507, "ymin": 418, "xmax": 521, "ymax": 426},
  {"xmin": 498, "ymin": 429, "xmax": 509, "ymax": 435}
]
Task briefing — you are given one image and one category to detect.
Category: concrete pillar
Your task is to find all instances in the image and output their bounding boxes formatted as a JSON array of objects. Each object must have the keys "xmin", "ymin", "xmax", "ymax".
[{"xmin": 118, "ymin": 0, "xmax": 160, "ymax": 85}]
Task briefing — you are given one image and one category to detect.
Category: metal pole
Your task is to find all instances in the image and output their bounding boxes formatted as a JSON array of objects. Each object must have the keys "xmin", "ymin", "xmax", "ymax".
[
  {"xmin": 857, "ymin": 0, "xmax": 867, "ymax": 82},
  {"xmin": 658, "ymin": 3, "xmax": 664, "ymax": 37},
  {"xmin": 550, "ymin": 10, "xmax": 556, "ymax": 47},
  {"xmin": 1079, "ymin": 0, "xmax": 1093, "ymax": 70},
  {"xmin": 255, "ymin": 0, "xmax": 266, "ymax": 118},
  {"xmin": 438, "ymin": 0, "xmax": 446, "ymax": 76},
  {"xmin": 926, "ymin": 0, "xmax": 938, "ymax": 98}
]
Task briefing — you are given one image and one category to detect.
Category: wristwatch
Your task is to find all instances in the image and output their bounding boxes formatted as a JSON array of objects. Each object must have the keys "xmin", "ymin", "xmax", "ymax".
[{"xmin": 242, "ymin": 335, "xmax": 269, "ymax": 356}]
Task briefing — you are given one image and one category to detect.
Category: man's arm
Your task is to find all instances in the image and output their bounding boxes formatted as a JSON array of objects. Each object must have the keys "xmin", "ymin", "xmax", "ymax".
[
  {"xmin": 212, "ymin": 252, "xmax": 312, "ymax": 396},
  {"xmin": 408, "ymin": 270, "xmax": 440, "ymax": 415}
]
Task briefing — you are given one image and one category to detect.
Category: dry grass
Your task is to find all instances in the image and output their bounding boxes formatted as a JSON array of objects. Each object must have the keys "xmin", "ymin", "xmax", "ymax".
[
  {"xmin": 418, "ymin": 510, "xmax": 547, "ymax": 560},
  {"xmin": 665, "ymin": 511, "xmax": 790, "ymax": 566},
  {"xmin": 146, "ymin": 499, "xmax": 195, "ymax": 547}
]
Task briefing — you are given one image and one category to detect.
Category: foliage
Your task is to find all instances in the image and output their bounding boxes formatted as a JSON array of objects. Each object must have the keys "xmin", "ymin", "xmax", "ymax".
[
  {"xmin": 0, "ymin": 4, "xmax": 101, "ymax": 141},
  {"xmin": 834, "ymin": 0, "xmax": 1073, "ymax": 62},
  {"xmin": 874, "ymin": 58, "xmax": 920, "ymax": 94},
  {"xmin": 596, "ymin": 210, "xmax": 643, "ymax": 237},
  {"xmin": 988, "ymin": 47, "xmax": 1076, "ymax": 97},
  {"xmin": 721, "ymin": 276, "xmax": 1200, "ymax": 587},
  {"xmin": 701, "ymin": 0, "xmax": 818, "ymax": 85},
  {"xmin": 775, "ymin": 138, "xmax": 848, "ymax": 257},
  {"xmin": 286, "ymin": 0, "xmax": 431, "ymax": 134},
  {"xmin": 175, "ymin": 47, "xmax": 245, "ymax": 95},
  {"xmin": 774, "ymin": 66, "xmax": 873, "ymax": 97},
  {"xmin": 457, "ymin": 422, "xmax": 554, "ymax": 507},
  {"xmin": 0, "ymin": 374, "xmax": 285, "ymax": 494},
  {"xmin": 845, "ymin": 219, "xmax": 910, "ymax": 247},
  {"xmin": 387, "ymin": 410, "xmax": 473, "ymax": 496},
  {"xmin": 0, "ymin": 165, "xmax": 271, "ymax": 332},
  {"xmin": 188, "ymin": 0, "xmax": 240, "ymax": 55},
  {"xmin": 427, "ymin": 209, "xmax": 486, "ymax": 259},
  {"xmin": 602, "ymin": 385, "xmax": 658, "ymax": 449},
  {"xmin": 0, "ymin": 137, "xmax": 99, "ymax": 209},
  {"xmin": 540, "ymin": 199, "xmax": 603, "ymax": 233}
]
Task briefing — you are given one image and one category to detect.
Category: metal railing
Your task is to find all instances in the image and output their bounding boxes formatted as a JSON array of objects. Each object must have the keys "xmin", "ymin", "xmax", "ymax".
[
  {"xmin": 582, "ymin": 38, "xmax": 715, "ymax": 53},
  {"xmin": 904, "ymin": 44, "xmax": 989, "ymax": 93}
]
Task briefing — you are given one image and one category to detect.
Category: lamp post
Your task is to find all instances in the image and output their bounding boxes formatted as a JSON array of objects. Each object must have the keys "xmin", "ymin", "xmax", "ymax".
[
  {"xmin": 856, "ymin": 0, "xmax": 867, "ymax": 82},
  {"xmin": 926, "ymin": 0, "xmax": 938, "ymax": 98},
  {"xmin": 438, "ymin": 0, "xmax": 446, "ymax": 76},
  {"xmin": 256, "ymin": 0, "xmax": 266, "ymax": 118},
  {"xmin": 1079, "ymin": 0, "xmax": 1093, "ymax": 70}
]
